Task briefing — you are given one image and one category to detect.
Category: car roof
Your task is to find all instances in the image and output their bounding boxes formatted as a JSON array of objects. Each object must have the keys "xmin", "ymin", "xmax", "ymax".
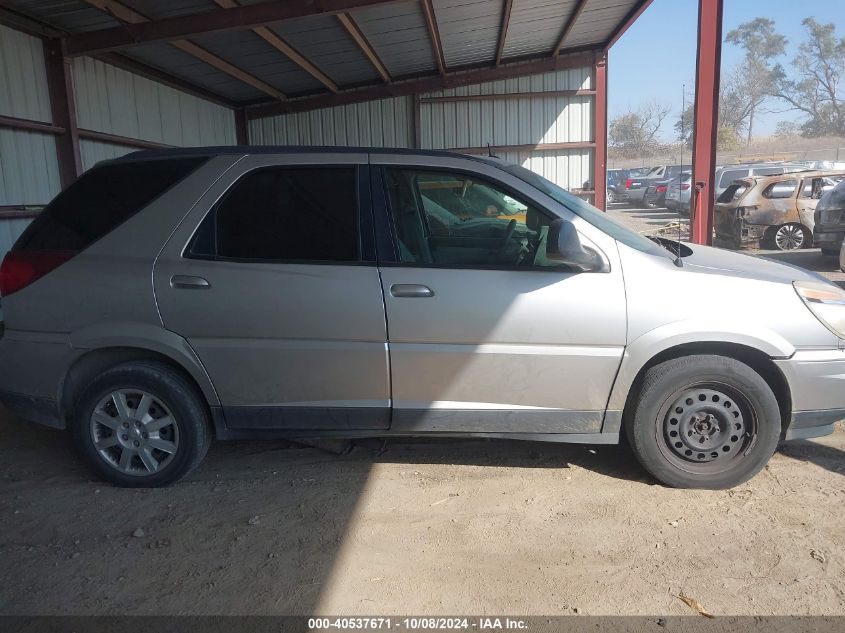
[
  {"xmin": 110, "ymin": 145, "xmax": 513, "ymax": 168},
  {"xmin": 731, "ymin": 169, "xmax": 845, "ymax": 187}
]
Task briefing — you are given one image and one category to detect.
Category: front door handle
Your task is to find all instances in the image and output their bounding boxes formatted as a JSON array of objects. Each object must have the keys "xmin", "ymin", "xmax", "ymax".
[
  {"xmin": 390, "ymin": 283, "xmax": 434, "ymax": 298},
  {"xmin": 170, "ymin": 275, "xmax": 210, "ymax": 289}
]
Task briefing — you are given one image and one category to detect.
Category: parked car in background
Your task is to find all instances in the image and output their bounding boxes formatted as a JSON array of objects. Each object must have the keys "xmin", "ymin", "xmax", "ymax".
[
  {"xmin": 2, "ymin": 147, "xmax": 845, "ymax": 491},
  {"xmin": 714, "ymin": 163, "xmax": 807, "ymax": 200},
  {"xmin": 814, "ymin": 178, "xmax": 845, "ymax": 256},
  {"xmin": 665, "ymin": 172, "xmax": 692, "ymax": 215},
  {"xmin": 626, "ymin": 165, "xmax": 690, "ymax": 207},
  {"xmin": 715, "ymin": 171, "xmax": 844, "ymax": 250},
  {"xmin": 607, "ymin": 168, "xmax": 648, "ymax": 203},
  {"xmin": 643, "ymin": 179, "xmax": 671, "ymax": 208}
]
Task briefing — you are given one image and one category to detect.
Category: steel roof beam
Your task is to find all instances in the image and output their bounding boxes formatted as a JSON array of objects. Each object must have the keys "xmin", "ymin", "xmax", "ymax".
[
  {"xmin": 337, "ymin": 13, "xmax": 391, "ymax": 83},
  {"xmin": 83, "ymin": 0, "xmax": 286, "ymax": 100},
  {"xmin": 211, "ymin": 0, "xmax": 338, "ymax": 93},
  {"xmin": 494, "ymin": 0, "xmax": 513, "ymax": 66},
  {"xmin": 246, "ymin": 51, "xmax": 596, "ymax": 118},
  {"xmin": 420, "ymin": 0, "xmax": 446, "ymax": 75},
  {"xmin": 552, "ymin": 0, "xmax": 589, "ymax": 56},
  {"xmin": 65, "ymin": 0, "xmax": 403, "ymax": 57}
]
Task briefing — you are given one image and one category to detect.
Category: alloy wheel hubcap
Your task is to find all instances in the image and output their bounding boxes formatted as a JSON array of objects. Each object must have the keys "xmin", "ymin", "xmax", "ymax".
[
  {"xmin": 775, "ymin": 225, "xmax": 804, "ymax": 250},
  {"xmin": 660, "ymin": 386, "xmax": 754, "ymax": 471},
  {"xmin": 90, "ymin": 390, "xmax": 179, "ymax": 476}
]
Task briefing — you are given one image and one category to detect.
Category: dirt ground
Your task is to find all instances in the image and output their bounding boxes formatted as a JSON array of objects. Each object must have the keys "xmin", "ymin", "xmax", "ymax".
[
  {"xmin": 0, "ymin": 408, "xmax": 843, "ymax": 617},
  {"xmin": 2, "ymin": 216, "xmax": 844, "ymax": 617}
]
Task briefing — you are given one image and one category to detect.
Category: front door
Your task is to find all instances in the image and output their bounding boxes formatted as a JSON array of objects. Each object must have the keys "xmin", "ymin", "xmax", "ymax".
[
  {"xmin": 372, "ymin": 159, "xmax": 627, "ymax": 435},
  {"xmin": 154, "ymin": 155, "xmax": 390, "ymax": 431}
]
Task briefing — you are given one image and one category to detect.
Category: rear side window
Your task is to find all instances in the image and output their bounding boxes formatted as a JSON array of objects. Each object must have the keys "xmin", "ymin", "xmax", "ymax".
[
  {"xmin": 718, "ymin": 183, "xmax": 748, "ymax": 202},
  {"xmin": 15, "ymin": 158, "xmax": 205, "ymax": 252},
  {"xmin": 763, "ymin": 180, "xmax": 798, "ymax": 199},
  {"xmin": 751, "ymin": 167, "xmax": 783, "ymax": 177},
  {"xmin": 189, "ymin": 166, "xmax": 358, "ymax": 262},
  {"xmin": 718, "ymin": 169, "xmax": 748, "ymax": 188}
]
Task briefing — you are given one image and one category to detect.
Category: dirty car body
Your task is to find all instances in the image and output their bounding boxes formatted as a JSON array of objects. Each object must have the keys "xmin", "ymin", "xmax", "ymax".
[{"xmin": 1, "ymin": 147, "xmax": 845, "ymax": 490}]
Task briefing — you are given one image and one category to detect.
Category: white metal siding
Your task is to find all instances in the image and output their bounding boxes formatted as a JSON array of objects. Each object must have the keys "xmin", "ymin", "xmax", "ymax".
[
  {"xmin": 0, "ymin": 216, "xmax": 33, "ymax": 263},
  {"xmin": 0, "ymin": 24, "xmax": 62, "ymax": 207},
  {"xmin": 419, "ymin": 67, "xmax": 594, "ymax": 190},
  {"xmin": 72, "ymin": 56, "xmax": 237, "ymax": 147},
  {"xmin": 0, "ymin": 23, "xmax": 51, "ymax": 122},
  {"xmin": 249, "ymin": 97, "xmax": 414, "ymax": 148}
]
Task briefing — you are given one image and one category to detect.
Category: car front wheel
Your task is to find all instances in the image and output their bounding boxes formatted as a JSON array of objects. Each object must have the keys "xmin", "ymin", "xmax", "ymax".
[
  {"xmin": 72, "ymin": 361, "xmax": 211, "ymax": 487},
  {"xmin": 626, "ymin": 355, "xmax": 781, "ymax": 489}
]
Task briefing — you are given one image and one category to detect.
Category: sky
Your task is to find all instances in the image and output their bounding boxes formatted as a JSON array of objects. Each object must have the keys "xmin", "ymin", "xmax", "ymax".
[{"xmin": 608, "ymin": 0, "xmax": 840, "ymax": 141}]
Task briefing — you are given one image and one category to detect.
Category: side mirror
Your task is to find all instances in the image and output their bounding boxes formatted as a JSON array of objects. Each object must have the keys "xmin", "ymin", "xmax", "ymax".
[{"xmin": 546, "ymin": 219, "xmax": 604, "ymax": 272}]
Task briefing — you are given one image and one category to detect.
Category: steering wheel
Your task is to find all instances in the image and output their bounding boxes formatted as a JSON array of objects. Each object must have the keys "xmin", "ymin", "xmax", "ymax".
[{"xmin": 497, "ymin": 219, "xmax": 517, "ymax": 259}]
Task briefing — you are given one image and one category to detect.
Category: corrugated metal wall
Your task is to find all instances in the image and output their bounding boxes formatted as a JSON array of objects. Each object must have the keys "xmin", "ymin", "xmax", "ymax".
[
  {"xmin": 72, "ymin": 57, "xmax": 237, "ymax": 170},
  {"xmin": 0, "ymin": 24, "xmax": 59, "ymax": 256},
  {"xmin": 249, "ymin": 67, "xmax": 594, "ymax": 192},
  {"xmin": 0, "ymin": 23, "xmax": 239, "ymax": 261},
  {"xmin": 418, "ymin": 67, "xmax": 593, "ymax": 190},
  {"xmin": 249, "ymin": 96, "xmax": 414, "ymax": 148}
]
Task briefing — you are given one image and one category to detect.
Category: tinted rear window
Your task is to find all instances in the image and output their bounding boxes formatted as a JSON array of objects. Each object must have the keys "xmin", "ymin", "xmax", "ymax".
[
  {"xmin": 188, "ymin": 166, "xmax": 359, "ymax": 262},
  {"xmin": 14, "ymin": 158, "xmax": 205, "ymax": 252}
]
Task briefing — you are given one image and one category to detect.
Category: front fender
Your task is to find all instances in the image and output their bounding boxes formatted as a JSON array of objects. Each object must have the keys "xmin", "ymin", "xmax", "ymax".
[
  {"xmin": 68, "ymin": 322, "xmax": 220, "ymax": 406},
  {"xmin": 606, "ymin": 320, "xmax": 794, "ymax": 412}
]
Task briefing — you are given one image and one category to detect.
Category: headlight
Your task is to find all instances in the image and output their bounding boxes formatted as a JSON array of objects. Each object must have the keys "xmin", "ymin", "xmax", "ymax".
[{"xmin": 794, "ymin": 280, "xmax": 845, "ymax": 338}]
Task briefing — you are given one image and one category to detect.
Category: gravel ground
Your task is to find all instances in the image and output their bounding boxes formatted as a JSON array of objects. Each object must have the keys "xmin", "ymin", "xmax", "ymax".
[
  {"xmin": 1, "ymin": 203, "xmax": 843, "ymax": 616},
  {"xmin": 0, "ymin": 413, "xmax": 843, "ymax": 616}
]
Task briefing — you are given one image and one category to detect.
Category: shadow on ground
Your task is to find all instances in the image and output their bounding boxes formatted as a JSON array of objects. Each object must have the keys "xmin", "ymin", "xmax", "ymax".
[
  {"xmin": 0, "ymin": 408, "xmax": 648, "ymax": 615},
  {"xmin": 779, "ymin": 439, "xmax": 845, "ymax": 477}
]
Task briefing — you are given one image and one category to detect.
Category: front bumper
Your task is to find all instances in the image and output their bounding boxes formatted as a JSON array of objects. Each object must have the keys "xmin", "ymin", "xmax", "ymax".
[{"xmin": 776, "ymin": 349, "xmax": 845, "ymax": 440}]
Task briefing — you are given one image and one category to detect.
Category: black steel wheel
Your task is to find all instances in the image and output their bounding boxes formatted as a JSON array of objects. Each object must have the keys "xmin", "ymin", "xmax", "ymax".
[
  {"xmin": 657, "ymin": 384, "xmax": 756, "ymax": 475},
  {"xmin": 626, "ymin": 354, "xmax": 781, "ymax": 489}
]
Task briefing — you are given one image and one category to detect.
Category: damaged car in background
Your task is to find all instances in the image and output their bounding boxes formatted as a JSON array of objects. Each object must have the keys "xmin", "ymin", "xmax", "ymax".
[{"xmin": 714, "ymin": 171, "xmax": 844, "ymax": 250}]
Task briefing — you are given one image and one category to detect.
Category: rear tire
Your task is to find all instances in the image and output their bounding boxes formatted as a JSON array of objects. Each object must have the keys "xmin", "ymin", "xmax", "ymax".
[
  {"xmin": 626, "ymin": 355, "xmax": 781, "ymax": 489},
  {"xmin": 767, "ymin": 223, "xmax": 808, "ymax": 251},
  {"xmin": 71, "ymin": 361, "xmax": 211, "ymax": 487}
]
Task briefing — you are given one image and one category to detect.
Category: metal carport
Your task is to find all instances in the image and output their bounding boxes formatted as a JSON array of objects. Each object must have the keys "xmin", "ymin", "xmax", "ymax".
[{"xmin": 0, "ymin": 0, "xmax": 724, "ymax": 252}]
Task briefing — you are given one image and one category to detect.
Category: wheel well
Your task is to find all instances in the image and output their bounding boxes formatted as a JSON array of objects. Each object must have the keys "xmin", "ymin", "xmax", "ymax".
[
  {"xmin": 622, "ymin": 342, "xmax": 792, "ymax": 433},
  {"xmin": 60, "ymin": 347, "xmax": 212, "ymax": 427}
]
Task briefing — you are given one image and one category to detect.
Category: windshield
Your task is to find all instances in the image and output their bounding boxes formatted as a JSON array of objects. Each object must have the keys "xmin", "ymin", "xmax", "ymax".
[{"xmin": 504, "ymin": 164, "xmax": 671, "ymax": 258}]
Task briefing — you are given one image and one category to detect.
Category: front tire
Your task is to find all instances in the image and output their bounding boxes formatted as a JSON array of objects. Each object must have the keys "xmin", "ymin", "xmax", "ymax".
[
  {"xmin": 626, "ymin": 355, "xmax": 781, "ymax": 489},
  {"xmin": 72, "ymin": 361, "xmax": 211, "ymax": 487}
]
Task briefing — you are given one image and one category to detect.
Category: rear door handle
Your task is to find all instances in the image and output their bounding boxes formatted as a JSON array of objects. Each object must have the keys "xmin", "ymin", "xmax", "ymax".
[
  {"xmin": 390, "ymin": 283, "xmax": 434, "ymax": 298},
  {"xmin": 170, "ymin": 275, "xmax": 210, "ymax": 289}
]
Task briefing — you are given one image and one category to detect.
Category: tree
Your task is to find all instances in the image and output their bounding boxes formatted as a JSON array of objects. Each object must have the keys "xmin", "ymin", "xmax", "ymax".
[
  {"xmin": 725, "ymin": 18, "xmax": 787, "ymax": 143},
  {"xmin": 773, "ymin": 18, "xmax": 845, "ymax": 137},
  {"xmin": 609, "ymin": 101, "xmax": 671, "ymax": 156},
  {"xmin": 673, "ymin": 69, "xmax": 751, "ymax": 150}
]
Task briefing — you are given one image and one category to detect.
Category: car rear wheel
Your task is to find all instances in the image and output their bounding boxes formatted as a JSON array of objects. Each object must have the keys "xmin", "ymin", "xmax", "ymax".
[
  {"xmin": 606, "ymin": 189, "xmax": 617, "ymax": 203},
  {"xmin": 72, "ymin": 361, "xmax": 211, "ymax": 487},
  {"xmin": 626, "ymin": 355, "xmax": 781, "ymax": 489},
  {"xmin": 769, "ymin": 223, "xmax": 809, "ymax": 251}
]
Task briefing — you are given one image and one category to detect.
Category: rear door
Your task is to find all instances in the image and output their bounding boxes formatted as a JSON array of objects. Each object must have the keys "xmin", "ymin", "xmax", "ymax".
[
  {"xmin": 371, "ymin": 154, "xmax": 627, "ymax": 436},
  {"xmin": 154, "ymin": 153, "xmax": 390, "ymax": 432}
]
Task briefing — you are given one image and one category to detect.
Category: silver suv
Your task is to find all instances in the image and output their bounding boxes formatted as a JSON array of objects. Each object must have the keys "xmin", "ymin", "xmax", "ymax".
[{"xmin": 2, "ymin": 147, "xmax": 844, "ymax": 489}]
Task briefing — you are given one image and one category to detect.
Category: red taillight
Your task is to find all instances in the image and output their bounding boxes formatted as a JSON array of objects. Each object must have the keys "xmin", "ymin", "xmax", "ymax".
[
  {"xmin": 625, "ymin": 178, "xmax": 633, "ymax": 189},
  {"xmin": 0, "ymin": 250, "xmax": 75, "ymax": 297},
  {"xmin": 656, "ymin": 184, "xmax": 667, "ymax": 193},
  {"xmin": 680, "ymin": 183, "xmax": 691, "ymax": 190}
]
